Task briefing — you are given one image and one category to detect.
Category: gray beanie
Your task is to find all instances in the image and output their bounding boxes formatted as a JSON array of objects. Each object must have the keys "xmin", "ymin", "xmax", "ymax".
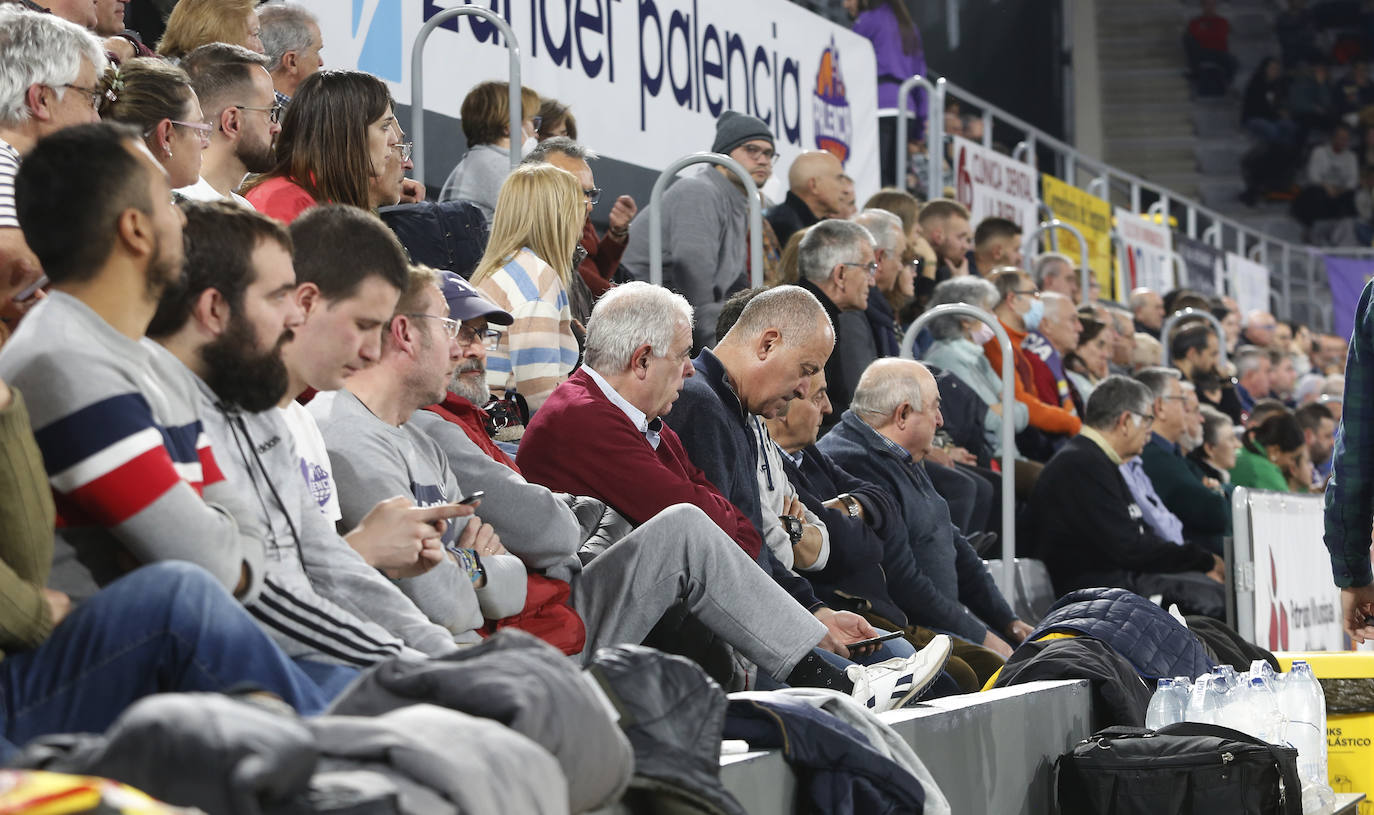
[{"xmin": 711, "ymin": 110, "xmax": 773, "ymax": 154}]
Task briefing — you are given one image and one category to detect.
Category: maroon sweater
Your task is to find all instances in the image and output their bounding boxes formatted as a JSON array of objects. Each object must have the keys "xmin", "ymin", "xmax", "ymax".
[{"xmin": 517, "ymin": 369, "xmax": 763, "ymax": 559}]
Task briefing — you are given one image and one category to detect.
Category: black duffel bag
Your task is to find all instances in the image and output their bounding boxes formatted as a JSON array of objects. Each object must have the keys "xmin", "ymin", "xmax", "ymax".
[{"xmin": 1055, "ymin": 722, "xmax": 1301, "ymax": 815}]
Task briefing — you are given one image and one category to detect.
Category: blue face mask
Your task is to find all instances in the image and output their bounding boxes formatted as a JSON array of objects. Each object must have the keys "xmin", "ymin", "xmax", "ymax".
[{"xmin": 1022, "ymin": 297, "xmax": 1045, "ymax": 331}]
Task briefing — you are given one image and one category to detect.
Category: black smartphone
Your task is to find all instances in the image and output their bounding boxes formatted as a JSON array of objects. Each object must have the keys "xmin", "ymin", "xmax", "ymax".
[
  {"xmin": 457, "ymin": 491, "xmax": 485, "ymax": 505},
  {"xmin": 847, "ymin": 631, "xmax": 905, "ymax": 650}
]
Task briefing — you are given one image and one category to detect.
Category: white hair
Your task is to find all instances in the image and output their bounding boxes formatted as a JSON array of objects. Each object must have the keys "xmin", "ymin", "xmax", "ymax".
[
  {"xmin": 851, "ymin": 359, "xmax": 927, "ymax": 422},
  {"xmin": 926, "ymin": 276, "xmax": 998, "ymax": 340},
  {"xmin": 797, "ymin": 219, "xmax": 874, "ymax": 284},
  {"xmin": 257, "ymin": 3, "xmax": 319, "ymax": 72},
  {"xmin": 851, "ymin": 208, "xmax": 903, "ymax": 252},
  {"xmin": 583, "ymin": 281, "xmax": 694, "ymax": 372},
  {"xmin": 1040, "ymin": 290, "xmax": 1074, "ymax": 319},
  {"xmin": 0, "ymin": 7, "xmax": 106, "ymax": 127},
  {"xmin": 1032, "ymin": 252, "xmax": 1073, "ymax": 288}
]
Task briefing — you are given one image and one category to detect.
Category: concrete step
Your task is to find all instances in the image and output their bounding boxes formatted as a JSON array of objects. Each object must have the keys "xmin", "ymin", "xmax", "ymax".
[
  {"xmin": 1196, "ymin": 141, "xmax": 1247, "ymax": 175},
  {"xmin": 1197, "ymin": 176, "xmax": 1247, "ymax": 208},
  {"xmin": 1194, "ymin": 106, "xmax": 1244, "ymax": 137}
]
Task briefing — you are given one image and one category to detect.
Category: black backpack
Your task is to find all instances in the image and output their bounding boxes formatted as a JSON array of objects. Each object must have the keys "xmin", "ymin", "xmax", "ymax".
[{"xmin": 1055, "ymin": 722, "xmax": 1302, "ymax": 815}]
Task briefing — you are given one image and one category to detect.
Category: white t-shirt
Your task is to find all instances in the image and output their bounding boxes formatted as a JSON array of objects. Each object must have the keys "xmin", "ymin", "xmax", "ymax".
[
  {"xmin": 279, "ymin": 400, "xmax": 342, "ymax": 523},
  {"xmin": 175, "ymin": 176, "xmax": 255, "ymax": 210}
]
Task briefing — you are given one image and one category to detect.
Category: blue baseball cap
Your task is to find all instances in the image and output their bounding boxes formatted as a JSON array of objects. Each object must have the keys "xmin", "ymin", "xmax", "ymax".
[{"xmin": 439, "ymin": 270, "xmax": 512, "ymax": 325}]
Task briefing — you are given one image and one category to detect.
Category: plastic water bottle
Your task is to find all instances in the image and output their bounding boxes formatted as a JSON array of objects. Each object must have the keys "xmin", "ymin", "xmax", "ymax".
[
  {"xmin": 1250, "ymin": 659, "xmax": 1279, "ymax": 690},
  {"xmin": 1187, "ymin": 674, "xmax": 1226, "ymax": 725},
  {"xmin": 1280, "ymin": 661, "xmax": 1336, "ymax": 813},
  {"xmin": 1146, "ymin": 677, "xmax": 1187, "ymax": 729},
  {"xmin": 1211, "ymin": 664, "xmax": 1239, "ymax": 692},
  {"xmin": 1243, "ymin": 675, "xmax": 1288, "ymax": 745}
]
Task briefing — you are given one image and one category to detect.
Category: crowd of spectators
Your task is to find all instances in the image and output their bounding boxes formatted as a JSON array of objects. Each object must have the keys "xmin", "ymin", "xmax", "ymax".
[{"xmin": 0, "ymin": 0, "xmax": 1353, "ymax": 808}]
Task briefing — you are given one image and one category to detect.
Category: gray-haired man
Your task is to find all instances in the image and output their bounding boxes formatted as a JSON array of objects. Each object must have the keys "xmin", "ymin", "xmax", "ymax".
[
  {"xmin": 795, "ymin": 219, "xmax": 879, "ymax": 426},
  {"xmin": 257, "ymin": 3, "xmax": 322, "ymax": 107}
]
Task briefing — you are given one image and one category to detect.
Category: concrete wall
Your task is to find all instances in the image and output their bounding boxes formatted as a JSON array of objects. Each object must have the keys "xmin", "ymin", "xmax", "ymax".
[
  {"xmin": 1070, "ymin": 0, "xmax": 1104, "ymax": 164},
  {"xmin": 719, "ymin": 679, "xmax": 1093, "ymax": 814}
]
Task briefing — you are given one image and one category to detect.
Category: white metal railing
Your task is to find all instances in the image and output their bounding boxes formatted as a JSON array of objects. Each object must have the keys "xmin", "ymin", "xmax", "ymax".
[
  {"xmin": 898, "ymin": 73, "xmax": 1345, "ymax": 333},
  {"xmin": 411, "ymin": 6, "xmax": 522, "ymax": 185}
]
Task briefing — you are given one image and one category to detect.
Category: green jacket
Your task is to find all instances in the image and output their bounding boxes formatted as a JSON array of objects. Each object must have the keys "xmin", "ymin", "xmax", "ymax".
[
  {"xmin": 1140, "ymin": 434, "xmax": 1230, "ymax": 555},
  {"xmin": 1230, "ymin": 445, "xmax": 1290, "ymax": 492},
  {"xmin": 0, "ymin": 388, "xmax": 57, "ymax": 659}
]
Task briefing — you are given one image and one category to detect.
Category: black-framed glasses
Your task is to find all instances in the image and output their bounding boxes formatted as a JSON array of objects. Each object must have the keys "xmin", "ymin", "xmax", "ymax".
[
  {"xmin": 840, "ymin": 261, "xmax": 879, "ymax": 279},
  {"xmin": 458, "ymin": 325, "xmax": 502, "ymax": 349},
  {"xmin": 583, "ymin": 187, "xmax": 602, "ymax": 205},
  {"xmin": 405, "ymin": 312, "xmax": 460, "ymax": 339},
  {"xmin": 235, "ymin": 103, "xmax": 285, "ymax": 124},
  {"xmin": 1132, "ymin": 411, "xmax": 1156, "ymax": 427},
  {"xmin": 61, "ymin": 83, "xmax": 106, "ymax": 111},
  {"xmin": 740, "ymin": 143, "xmax": 776, "ymax": 161},
  {"xmin": 393, "ymin": 141, "xmax": 413, "ymax": 162}
]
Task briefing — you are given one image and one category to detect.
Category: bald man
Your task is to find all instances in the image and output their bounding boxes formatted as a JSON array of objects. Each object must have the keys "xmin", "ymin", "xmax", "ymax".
[{"xmin": 766, "ymin": 150, "xmax": 847, "ymax": 244}]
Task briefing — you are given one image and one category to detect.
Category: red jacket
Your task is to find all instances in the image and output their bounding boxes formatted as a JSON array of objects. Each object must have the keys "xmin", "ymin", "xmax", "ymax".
[
  {"xmin": 517, "ymin": 369, "xmax": 763, "ymax": 559},
  {"xmin": 423, "ymin": 393, "xmax": 520, "ymax": 473}
]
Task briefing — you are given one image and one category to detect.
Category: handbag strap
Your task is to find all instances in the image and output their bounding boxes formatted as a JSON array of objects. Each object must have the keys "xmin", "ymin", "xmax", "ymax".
[{"xmin": 1157, "ymin": 723, "xmax": 1303, "ymax": 815}]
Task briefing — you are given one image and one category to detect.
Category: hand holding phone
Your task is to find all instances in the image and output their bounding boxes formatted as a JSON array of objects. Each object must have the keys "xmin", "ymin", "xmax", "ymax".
[{"xmin": 845, "ymin": 631, "xmax": 905, "ymax": 651}]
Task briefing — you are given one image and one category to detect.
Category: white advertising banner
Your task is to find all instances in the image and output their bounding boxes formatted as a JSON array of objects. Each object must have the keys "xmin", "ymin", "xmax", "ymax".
[
  {"xmin": 301, "ymin": 0, "xmax": 880, "ymax": 192},
  {"xmin": 1115, "ymin": 208, "xmax": 1173, "ymax": 293},
  {"xmin": 1247, "ymin": 490, "xmax": 1344, "ymax": 652},
  {"xmin": 951, "ymin": 135, "xmax": 1039, "ymax": 232},
  {"xmin": 1226, "ymin": 252, "xmax": 1270, "ymax": 316}
]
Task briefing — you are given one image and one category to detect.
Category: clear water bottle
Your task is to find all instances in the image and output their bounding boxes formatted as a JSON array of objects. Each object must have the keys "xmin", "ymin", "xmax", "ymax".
[
  {"xmin": 1250, "ymin": 659, "xmax": 1279, "ymax": 690},
  {"xmin": 1243, "ymin": 675, "xmax": 1288, "ymax": 745},
  {"xmin": 1211, "ymin": 664, "xmax": 1239, "ymax": 692},
  {"xmin": 1146, "ymin": 677, "xmax": 1187, "ymax": 729},
  {"xmin": 1187, "ymin": 674, "xmax": 1225, "ymax": 725},
  {"xmin": 1280, "ymin": 661, "xmax": 1336, "ymax": 813}
]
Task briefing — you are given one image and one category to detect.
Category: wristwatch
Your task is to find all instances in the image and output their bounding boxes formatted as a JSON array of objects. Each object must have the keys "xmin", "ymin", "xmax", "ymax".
[
  {"xmin": 779, "ymin": 514, "xmax": 804, "ymax": 545},
  {"xmin": 838, "ymin": 493, "xmax": 862, "ymax": 518}
]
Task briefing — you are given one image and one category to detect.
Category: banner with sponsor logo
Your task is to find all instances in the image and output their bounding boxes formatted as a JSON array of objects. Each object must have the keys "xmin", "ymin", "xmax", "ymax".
[
  {"xmin": 1323, "ymin": 255, "xmax": 1374, "ymax": 341},
  {"xmin": 1174, "ymin": 233, "xmax": 1223, "ymax": 295},
  {"xmin": 1225, "ymin": 252, "xmax": 1270, "ymax": 316},
  {"xmin": 1039, "ymin": 174, "xmax": 1115, "ymax": 301},
  {"xmin": 1114, "ymin": 208, "xmax": 1173, "ymax": 293},
  {"xmin": 951, "ymin": 136, "xmax": 1039, "ymax": 233},
  {"xmin": 305, "ymin": 0, "xmax": 880, "ymax": 195},
  {"xmin": 1247, "ymin": 491, "xmax": 1344, "ymax": 652}
]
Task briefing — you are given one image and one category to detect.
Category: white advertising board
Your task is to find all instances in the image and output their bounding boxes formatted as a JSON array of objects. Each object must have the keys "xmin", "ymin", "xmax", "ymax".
[
  {"xmin": 1226, "ymin": 251, "xmax": 1271, "ymax": 316},
  {"xmin": 302, "ymin": 0, "xmax": 880, "ymax": 194},
  {"xmin": 1247, "ymin": 490, "xmax": 1345, "ymax": 652},
  {"xmin": 1115, "ymin": 208, "xmax": 1173, "ymax": 293},
  {"xmin": 951, "ymin": 135, "xmax": 1039, "ymax": 232}
]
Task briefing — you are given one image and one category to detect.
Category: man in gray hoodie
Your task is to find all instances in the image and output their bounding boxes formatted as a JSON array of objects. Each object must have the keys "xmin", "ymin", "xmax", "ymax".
[{"xmin": 622, "ymin": 110, "xmax": 776, "ymax": 348}]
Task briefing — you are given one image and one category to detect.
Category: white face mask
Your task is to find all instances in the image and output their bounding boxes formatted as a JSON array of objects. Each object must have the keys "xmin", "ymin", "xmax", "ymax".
[
  {"xmin": 520, "ymin": 136, "xmax": 539, "ymax": 156},
  {"xmin": 970, "ymin": 323, "xmax": 995, "ymax": 345}
]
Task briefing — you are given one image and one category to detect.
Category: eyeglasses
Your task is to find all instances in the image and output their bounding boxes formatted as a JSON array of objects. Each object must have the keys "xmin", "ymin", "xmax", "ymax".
[
  {"xmin": 1132, "ymin": 412, "xmax": 1156, "ymax": 427},
  {"xmin": 235, "ymin": 103, "xmax": 285, "ymax": 124},
  {"xmin": 740, "ymin": 143, "xmax": 777, "ymax": 161},
  {"xmin": 405, "ymin": 312, "xmax": 461, "ymax": 339},
  {"xmin": 583, "ymin": 187, "xmax": 602, "ymax": 205},
  {"xmin": 458, "ymin": 325, "xmax": 502, "ymax": 349},
  {"xmin": 170, "ymin": 119, "xmax": 213, "ymax": 145},
  {"xmin": 840, "ymin": 261, "xmax": 879, "ymax": 279},
  {"xmin": 393, "ymin": 141, "xmax": 413, "ymax": 162},
  {"xmin": 1012, "ymin": 289, "xmax": 1041, "ymax": 298},
  {"xmin": 61, "ymin": 83, "xmax": 106, "ymax": 111}
]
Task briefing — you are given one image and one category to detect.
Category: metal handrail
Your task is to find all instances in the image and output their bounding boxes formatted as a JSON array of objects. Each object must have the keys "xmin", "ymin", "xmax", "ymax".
[
  {"xmin": 648, "ymin": 152, "xmax": 762, "ymax": 288},
  {"xmin": 1160, "ymin": 307, "xmax": 1231, "ymax": 368},
  {"xmin": 411, "ymin": 6, "xmax": 521, "ymax": 186},
  {"xmin": 896, "ymin": 75, "xmax": 944, "ymax": 197},
  {"xmin": 1023, "ymin": 219, "xmax": 1091, "ymax": 300},
  {"xmin": 900, "ymin": 304, "xmax": 1017, "ymax": 603}
]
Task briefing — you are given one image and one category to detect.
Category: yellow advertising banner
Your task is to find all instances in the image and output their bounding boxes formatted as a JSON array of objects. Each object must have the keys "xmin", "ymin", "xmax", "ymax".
[{"xmin": 1039, "ymin": 174, "xmax": 1117, "ymax": 301}]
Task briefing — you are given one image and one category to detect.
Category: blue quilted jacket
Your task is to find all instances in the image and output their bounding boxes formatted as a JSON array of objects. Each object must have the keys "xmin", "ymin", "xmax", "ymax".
[{"xmin": 1031, "ymin": 587, "xmax": 1216, "ymax": 680}]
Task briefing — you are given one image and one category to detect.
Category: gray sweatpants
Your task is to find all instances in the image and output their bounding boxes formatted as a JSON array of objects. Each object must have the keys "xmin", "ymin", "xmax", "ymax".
[{"xmin": 570, "ymin": 504, "xmax": 828, "ymax": 680}]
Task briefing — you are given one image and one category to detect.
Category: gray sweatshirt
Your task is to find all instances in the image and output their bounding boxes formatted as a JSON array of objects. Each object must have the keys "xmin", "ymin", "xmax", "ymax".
[
  {"xmin": 410, "ymin": 409, "xmax": 582, "ymax": 582},
  {"xmin": 437, "ymin": 143, "xmax": 510, "ymax": 223},
  {"xmin": 196, "ymin": 377, "xmax": 463, "ymax": 663},
  {"xmin": 622, "ymin": 167, "xmax": 751, "ymax": 348},
  {"xmin": 311, "ymin": 390, "xmax": 527, "ymax": 626}
]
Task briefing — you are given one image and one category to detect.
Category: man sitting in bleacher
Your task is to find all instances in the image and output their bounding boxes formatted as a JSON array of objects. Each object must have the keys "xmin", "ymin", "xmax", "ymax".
[
  {"xmin": 147, "ymin": 202, "xmax": 476, "ymax": 678},
  {"xmin": 819, "ymin": 358, "xmax": 1033, "ymax": 659},
  {"xmin": 1136, "ymin": 367, "xmax": 1231, "ymax": 556},
  {"xmin": 1025, "ymin": 375, "xmax": 1227, "ymax": 617}
]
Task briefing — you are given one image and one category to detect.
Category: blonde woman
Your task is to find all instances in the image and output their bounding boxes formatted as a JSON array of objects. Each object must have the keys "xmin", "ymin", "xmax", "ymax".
[
  {"xmin": 157, "ymin": 0, "xmax": 264, "ymax": 60},
  {"xmin": 471, "ymin": 163, "xmax": 584, "ymax": 411}
]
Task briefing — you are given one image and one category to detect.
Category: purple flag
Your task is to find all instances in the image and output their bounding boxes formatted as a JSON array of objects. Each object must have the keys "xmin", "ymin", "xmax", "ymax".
[{"xmin": 1324, "ymin": 255, "xmax": 1374, "ymax": 341}]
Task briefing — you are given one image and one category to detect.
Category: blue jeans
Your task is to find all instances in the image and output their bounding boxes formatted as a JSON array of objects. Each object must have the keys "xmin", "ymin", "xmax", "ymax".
[{"xmin": 0, "ymin": 562, "xmax": 348, "ymax": 760}]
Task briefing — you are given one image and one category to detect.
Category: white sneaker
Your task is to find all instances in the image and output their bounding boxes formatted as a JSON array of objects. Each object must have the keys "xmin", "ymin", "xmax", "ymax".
[{"xmin": 844, "ymin": 634, "xmax": 953, "ymax": 713}]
